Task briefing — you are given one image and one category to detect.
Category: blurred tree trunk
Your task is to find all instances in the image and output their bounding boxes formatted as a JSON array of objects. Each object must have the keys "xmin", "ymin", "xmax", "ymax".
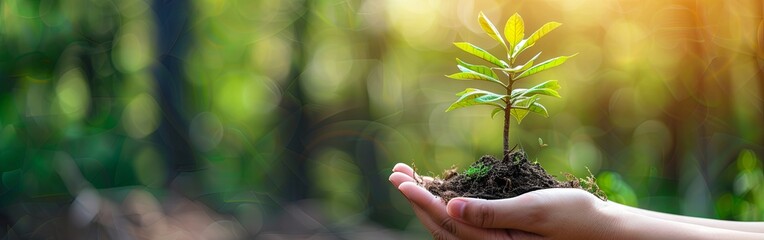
[
  {"xmin": 757, "ymin": 2, "xmax": 764, "ymax": 143},
  {"xmin": 275, "ymin": 0, "xmax": 399, "ymax": 226},
  {"xmin": 354, "ymin": 0, "xmax": 398, "ymax": 227},
  {"xmin": 668, "ymin": 0, "xmax": 723, "ymax": 215},
  {"xmin": 656, "ymin": 0, "xmax": 711, "ymax": 212},
  {"xmin": 151, "ymin": 0, "xmax": 198, "ymax": 185},
  {"xmin": 278, "ymin": 1, "xmax": 312, "ymax": 202}
]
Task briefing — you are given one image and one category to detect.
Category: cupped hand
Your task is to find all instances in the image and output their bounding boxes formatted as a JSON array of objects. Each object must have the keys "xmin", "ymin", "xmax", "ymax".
[
  {"xmin": 389, "ymin": 163, "xmax": 542, "ymax": 240},
  {"xmin": 389, "ymin": 163, "xmax": 619, "ymax": 240}
]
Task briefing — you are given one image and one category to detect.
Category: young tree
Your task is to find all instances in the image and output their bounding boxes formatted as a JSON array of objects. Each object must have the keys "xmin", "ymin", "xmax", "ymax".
[{"xmin": 445, "ymin": 12, "xmax": 576, "ymax": 157}]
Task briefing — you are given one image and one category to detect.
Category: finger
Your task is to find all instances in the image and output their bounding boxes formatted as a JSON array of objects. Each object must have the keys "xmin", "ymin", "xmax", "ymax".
[
  {"xmin": 394, "ymin": 176, "xmax": 459, "ymax": 240},
  {"xmin": 408, "ymin": 200, "xmax": 460, "ymax": 240},
  {"xmin": 389, "ymin": 172, "xmax": 415, "ymax": 188},
  {"xmin": 393, "ymin": 163, "xmax": 434, "ymax": 184},
  {"xmin": 398, "ymin": 182, "xmax": 501, "ymax": 240},
  {"xmin": 507, "ymin": 229, "xmax": 545, "ymax": 240},
  {"xmin": 446, "ymin": 193, "xmax": 546, "ymax": 231},
  {"xmin": 389, "ymin": 172, "xmax": 458, "ymax": 239},
  {"xmin": 392, "ymin": 163, "xmax": 415, "ymax": 177},
  {"xmin": 447, "ymin": 188, "xmax": 596, "ymax": 231}
]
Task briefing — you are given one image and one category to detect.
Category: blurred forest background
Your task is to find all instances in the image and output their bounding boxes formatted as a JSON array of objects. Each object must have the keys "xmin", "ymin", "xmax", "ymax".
[{"xmin": 2, "ymin": 0, "xmax": 764, "ymax": 239}]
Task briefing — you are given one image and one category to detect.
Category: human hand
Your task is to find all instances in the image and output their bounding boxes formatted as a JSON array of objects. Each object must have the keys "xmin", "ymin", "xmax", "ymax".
[
  {"xmin": 389, "ymin": 163, "xmax": 618, "ymax": 240},
  {"xmin": 389, "ymin": 163, "xmax": 543, "ymax": 239}
]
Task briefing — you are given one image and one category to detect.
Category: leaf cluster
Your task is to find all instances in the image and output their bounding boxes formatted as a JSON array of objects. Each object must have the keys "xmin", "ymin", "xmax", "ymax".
[
  {"xmin": 446, "ymin": 12, "xmax": 576, "ymax": 124},
  {"xmin": 463, "ymin": 162, "xmax": 492, "ymax": 179}
]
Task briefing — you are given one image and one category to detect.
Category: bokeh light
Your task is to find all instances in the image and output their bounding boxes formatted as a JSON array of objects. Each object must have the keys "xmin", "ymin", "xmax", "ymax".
[{"xmin": 2, "ymin": 0, "xmax": 764, "ymax": 238}]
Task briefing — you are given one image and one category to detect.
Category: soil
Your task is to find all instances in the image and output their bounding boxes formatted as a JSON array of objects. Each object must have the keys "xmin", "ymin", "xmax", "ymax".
[{"xmin": 422, "ymin": 151, "xmax": 606, "ymax": 203}]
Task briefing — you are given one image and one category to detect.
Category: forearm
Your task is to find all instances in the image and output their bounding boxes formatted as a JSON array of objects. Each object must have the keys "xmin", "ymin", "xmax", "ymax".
[
  {"xmin": 614, "ymin": 202, "xmax": 764, "ymax": 233},
  {"xmin": 606, "ymin": 205, "xmax": 764, "ymax": 240}
]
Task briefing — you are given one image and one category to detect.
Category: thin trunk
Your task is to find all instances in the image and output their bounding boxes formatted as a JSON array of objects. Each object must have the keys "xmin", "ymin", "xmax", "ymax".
[
  {"xmin": 503, "ymin": 104, "xmax": 510, "ymax": 157},
  {"xmin": 504, "ymin": 84, "xmax": 512, "ymax": 158},
  {"xmin": 504, "ymin": 74, "xmax": 514, "ymax": 158}
]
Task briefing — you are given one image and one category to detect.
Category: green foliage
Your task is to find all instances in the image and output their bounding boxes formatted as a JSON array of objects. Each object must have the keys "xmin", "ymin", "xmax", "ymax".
[
  {"xmin": 504, "ymin": 13, "xmax": 525, "ymax": 53},
  {"xmin": 513, "ymin": 22, "xmax": 562, "ymax": 58},
  {"xmin": 447, "ymin": 71, "xmax": 503, "ymax": 86},
  {"xmin": 446, "ymin": 88, "xmax": 506, "ymax": 112},
  {"xmin": 511, "ymin": 80, "xmax": 562, "ymax": 99},
  {"xmin": 453, "ymin": 42, "xmax": 508, "ymax": 68},
  {"xmin": 514, "ymin": 54, "xmax": 577, "ymax": 80},
  {"xmin": 456, "ymin": 58, "xmax": 500, "ymax": 80},
  {"xmin": 479, "ymin": 12, "xmax": 507, "ymax": 51},
  {"xmin": 445, "ymin": 12, "xmax": 575, "ymax": 152},
  {"xmin": 538, "ymin": 138, "xmax": 548, "ymax": 147},
  {"xmin": 463, "ymin": 162, "xmax": 492, "ymax": 178}
]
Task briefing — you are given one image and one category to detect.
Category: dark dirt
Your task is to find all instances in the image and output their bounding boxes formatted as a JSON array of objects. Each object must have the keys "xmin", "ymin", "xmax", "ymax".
[{"xmin": 423, "ymin": 151, "xmax": 606, "ymax": 203}]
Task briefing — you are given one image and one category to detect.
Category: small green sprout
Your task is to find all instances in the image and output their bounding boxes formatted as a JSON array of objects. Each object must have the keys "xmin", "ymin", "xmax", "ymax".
[
  {"xmin": 445, "ymin": 12, "xmax": 576, "ymax": 157},
  {"xmin": 463, "ymin": 162, "xmax": 492, "ymax": 178},
  {"xmin": 538, "ymin": 137, "xmax": 548, "ymax": 148}
]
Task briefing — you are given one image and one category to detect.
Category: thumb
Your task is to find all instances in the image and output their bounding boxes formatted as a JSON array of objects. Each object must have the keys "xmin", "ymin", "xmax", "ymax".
[{"xmin": 446, "ymin": 193, "xmax": 547, "ymax": 230}]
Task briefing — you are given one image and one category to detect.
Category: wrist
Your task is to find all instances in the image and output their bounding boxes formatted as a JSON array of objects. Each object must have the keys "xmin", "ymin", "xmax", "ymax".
[
  {"xmin": 597, "ymin": 202, "xmax": 703, "ymax": 239},
  {"xmin": 597, "ymin": 202, "xmax": 638, "ymax": 239},
  {"xmin": 605, "ymin": 206, "xmax": 763, "ymax": 240}
]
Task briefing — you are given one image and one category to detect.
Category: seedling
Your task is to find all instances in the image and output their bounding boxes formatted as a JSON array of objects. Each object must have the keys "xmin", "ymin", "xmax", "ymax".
[
  {"xmin": 424, "ymin": 12, "xmax": 605, "ymax": 203},
  {"xmin": 445, "ymin": 12, "xmax": 576, "ymax": 157},
  {"xmin": 538, "ymin": 138, "xmax": 548, "ymax": 148}
]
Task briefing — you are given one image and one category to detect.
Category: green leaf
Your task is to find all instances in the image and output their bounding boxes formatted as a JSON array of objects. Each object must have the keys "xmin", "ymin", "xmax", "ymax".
[
  {"xmin": 510, "ymin": 88, "xmax": 526, "ymax": 98},
  {"xmin": 510, "ymin": 108, "xmax": 529, "ymax": 124},
  {"xmin": 512, "ymin": 22, "xmax": 561, "ymax": 58},
  {"xmin": 525, "ymin": 22, "xmax": 561, "ymax": 51},
  {"xmin": 529, "ymin": 102, "xmax": 549, "ymax": 117},
  {"xmin": 455, "ymin": 88, "xmax": 471, "ymax": 96},
  {"xmin": 500, "ymin": 51, "xmax": 541, "ymax": 74},
  {"xmin": 538, "ymin": 138, "xmax": 548, "ymax": 147},
  {"xmin": 446, "ymin": 88, "xmax": 507, "ymax": 112},
  {"xmin": 453, "ymin": 42, "xmax": 509, "ymax": 68},
  {"xmin": 456, "ymin": 58, "xmax": 500, "ymax": 80},
  {"xmin": 447, "ymin": 71, "xmax": 504, "ymax": 86},
  {"xmin": 511, "ymin": 39, "xmax": 531, "ymax": 59},
  {"xmin": 519, "ymin": 52, "xmax": 542, "ymax": 72},
  {"xmin": 504, "ymin": 13, "xmax": 524, "ymax": 51},
  {"xmin": 514, "ymin": 54, "xmax": 577, "ymax": 80},
  {"xmin": 522, "ymin": 88, "xmax": 560, "ymax": 98},
  {"xmin": 478, "ymin": 12, "xmax": 507, "ymax": 50},
  {"xmin": 491, "ymin": 107, "xmax": 504, "ymax": 119},
  {"xmin": 510, "ymin": 101, "xmax": 547, "ymax": 124},
  {"xmin": 511, "ymin": 95, "xmax": 538, "ymax": 109},
  {"xmin": 519, "ymin": 80, "xmax": 562, "ymax": 98}
]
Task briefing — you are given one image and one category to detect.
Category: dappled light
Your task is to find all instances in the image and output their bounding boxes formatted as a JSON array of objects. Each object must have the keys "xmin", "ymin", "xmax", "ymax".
[{"xmin": 2, "ymin": 0, "xmax": 764, "ymax": 238}]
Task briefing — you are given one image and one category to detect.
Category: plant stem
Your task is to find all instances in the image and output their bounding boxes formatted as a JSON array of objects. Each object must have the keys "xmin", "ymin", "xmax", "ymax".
[
  {"xmin": 504, "ymin": 73, "xmax": 514, "ymax": 158},
  {"xmin": 503, "ymin": 94, "xmax": 510, "ymax": 157}
]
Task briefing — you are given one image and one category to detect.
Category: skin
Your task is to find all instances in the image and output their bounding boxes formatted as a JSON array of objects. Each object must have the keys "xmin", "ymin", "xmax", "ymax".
[{"xmin": 389, "ymin": 163, "xmax": 764, "ymax": 240}]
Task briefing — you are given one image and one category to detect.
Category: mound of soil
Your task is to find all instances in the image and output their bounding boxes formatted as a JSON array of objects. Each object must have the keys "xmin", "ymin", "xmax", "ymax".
[{"xmin": 423, "ymin": 151, "xmax": 606, "ymax": 203}]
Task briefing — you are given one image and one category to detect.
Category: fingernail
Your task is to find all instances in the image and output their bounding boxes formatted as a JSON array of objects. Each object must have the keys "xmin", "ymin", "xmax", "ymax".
[
  {"xmin": 447, "ymin": 199, "xmax": 467, "ymax": 219},
  {"xmin": 397, "ymin": 184, "xmax": 417, "ymax": 203}
]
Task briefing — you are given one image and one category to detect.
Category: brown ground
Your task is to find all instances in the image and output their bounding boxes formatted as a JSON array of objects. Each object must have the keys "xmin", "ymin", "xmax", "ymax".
[{"xmin": 423, "ymin": 151, "xmax": 606, "ymax": 203}]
